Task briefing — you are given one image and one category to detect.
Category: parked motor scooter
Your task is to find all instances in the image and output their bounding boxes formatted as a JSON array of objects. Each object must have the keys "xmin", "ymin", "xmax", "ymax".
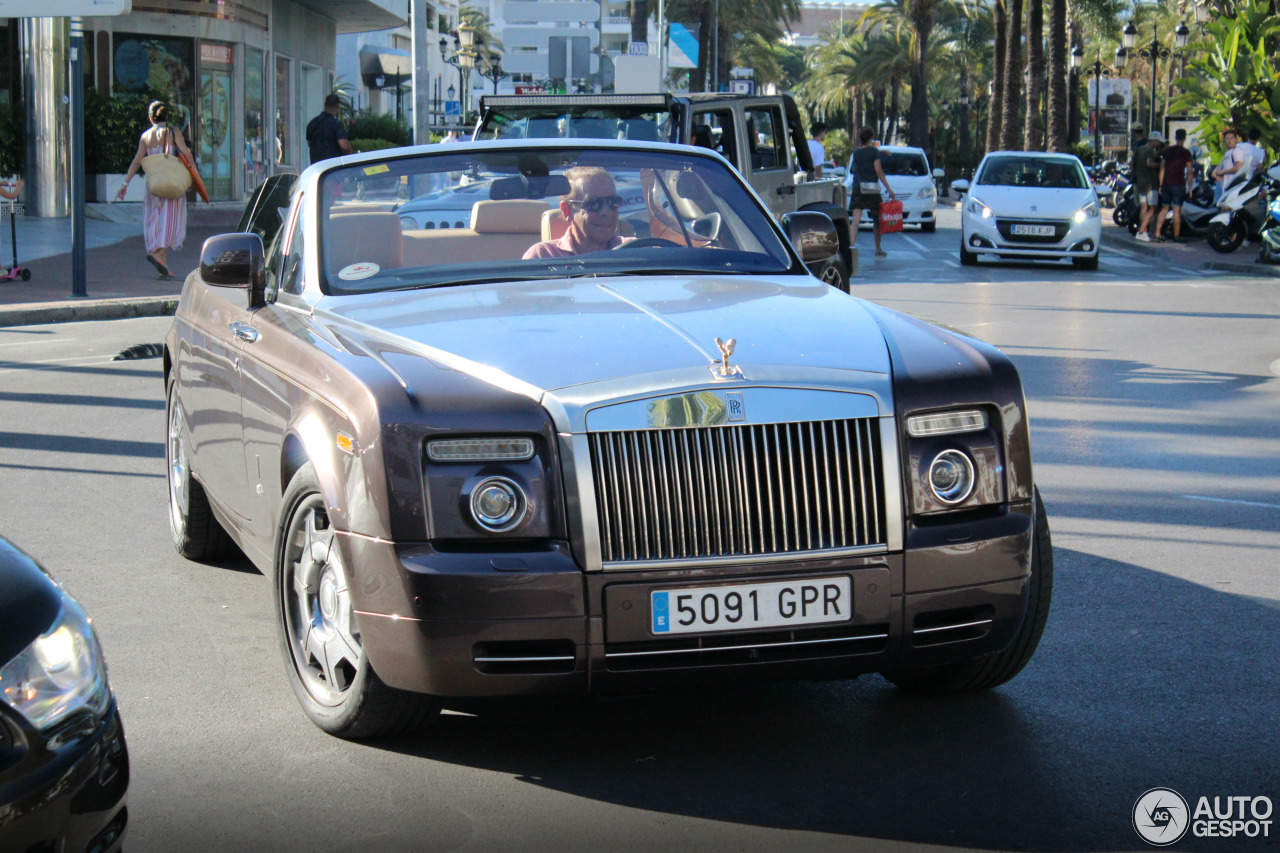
[
  {"xmin": 1256, "ymin": 195, "xmax": 1280, "ymax": 264},
  {"xmin": 1207, "ymin": 163, "xmax": 1280, "ymax": 254},
  {"xmin": 1128, "ymin": 176, "xmax": 1217, "ymax": 238}
]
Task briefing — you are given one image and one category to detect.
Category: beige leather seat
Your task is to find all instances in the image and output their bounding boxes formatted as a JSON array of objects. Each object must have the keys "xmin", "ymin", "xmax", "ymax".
[
  {"xmin": 326, "ymin": 211, "xmax": 403, "ymax": 273},
  {"xmin": 402, "ymin": 199, "xmax": 547, "ymax": 267}
]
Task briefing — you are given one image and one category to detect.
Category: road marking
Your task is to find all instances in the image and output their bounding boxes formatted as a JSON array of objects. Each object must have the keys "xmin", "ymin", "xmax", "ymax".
[
  {"xmin": 1184, "ymin": 494, "xmax": 1280, "ymax": 511},
  {"xmin": 901, "ymin": 234, "xmax": 930, "ymax": 252}
]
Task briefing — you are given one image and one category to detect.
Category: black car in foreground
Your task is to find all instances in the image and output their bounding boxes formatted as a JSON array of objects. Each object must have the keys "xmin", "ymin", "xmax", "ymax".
[{"xmin": 0, "ymin": 536, "xmax": 128, "ymax": 852}]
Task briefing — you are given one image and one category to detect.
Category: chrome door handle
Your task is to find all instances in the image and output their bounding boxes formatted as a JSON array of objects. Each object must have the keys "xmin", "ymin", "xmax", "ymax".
[{"xmin": 230, "ymin": 322, "xmax": 259, "ymax": 343}]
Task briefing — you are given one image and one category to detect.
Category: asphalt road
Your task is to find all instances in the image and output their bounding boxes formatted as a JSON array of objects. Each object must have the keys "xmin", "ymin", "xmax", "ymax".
[{"xmin": 2, "ymin": 211, "xmax": 1278, "ymax": 852}]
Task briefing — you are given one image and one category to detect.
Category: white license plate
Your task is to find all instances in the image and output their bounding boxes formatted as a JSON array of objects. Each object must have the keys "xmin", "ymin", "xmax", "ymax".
[
  {"xmin": 651, "ymin": 576, "xmax": 851, "ymax": 635},
  {"xmin": 1012, "ymin": 223, "xmax": 1056, "ymax": 236}
]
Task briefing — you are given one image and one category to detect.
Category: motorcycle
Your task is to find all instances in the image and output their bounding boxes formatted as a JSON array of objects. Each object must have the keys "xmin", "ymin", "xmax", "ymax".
[
  {"xmin": 1257, "ymin": 195, "xmax": 1280, "ymax": 264},
  {"xmin": 1112, "ymin": 181, "xmax": 1136, "ymax": 228},
  {"xmin": 1127, "ymin": 176, "xmax": 1217, "ymax": 238},
  {"xmin": 1207, "ymin": 163, "xmax": 1280, "ymax": 254}
]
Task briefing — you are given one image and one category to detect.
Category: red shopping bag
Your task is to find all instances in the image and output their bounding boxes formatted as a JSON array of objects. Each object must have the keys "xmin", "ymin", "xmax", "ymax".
[{"xmin": 879, "ymin": 199, "xmax": 904, "ymax": 234}]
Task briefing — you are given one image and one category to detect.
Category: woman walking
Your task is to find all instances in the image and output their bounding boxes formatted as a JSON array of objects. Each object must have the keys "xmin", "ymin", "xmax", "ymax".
[{"xmin": 116, "ymin": 101, "xmax": 192, "ymax": 279}]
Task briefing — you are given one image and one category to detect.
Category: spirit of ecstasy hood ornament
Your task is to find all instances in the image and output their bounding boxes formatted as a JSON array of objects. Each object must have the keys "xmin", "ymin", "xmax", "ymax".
[{"xmin": 714, "ymin": 337, "xmax": 737, "ymax": 377}]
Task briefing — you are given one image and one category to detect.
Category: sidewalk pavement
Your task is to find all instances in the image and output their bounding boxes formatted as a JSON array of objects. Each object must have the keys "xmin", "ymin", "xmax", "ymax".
[
  {"xmin": 0, "ymin": 202, "xmax": 243, "ymax": 327},
  {"xmin": 1100, "ymin": 215, "xmax": 1280, "ymax": 278}
]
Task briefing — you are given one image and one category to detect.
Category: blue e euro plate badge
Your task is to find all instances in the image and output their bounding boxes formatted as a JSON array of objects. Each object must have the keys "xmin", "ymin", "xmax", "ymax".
[{"xmin": 651, "ymin": 591, "xmax": 670, "ymax": 633}]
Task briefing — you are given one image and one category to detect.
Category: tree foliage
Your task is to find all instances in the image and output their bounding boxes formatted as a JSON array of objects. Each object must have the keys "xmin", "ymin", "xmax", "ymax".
[{"xmin": 1172, "ymin": 0, "xmax": 1280, "ymax": 159}]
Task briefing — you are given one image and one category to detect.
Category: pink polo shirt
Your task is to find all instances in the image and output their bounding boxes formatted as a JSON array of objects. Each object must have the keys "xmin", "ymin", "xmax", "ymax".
[{"xmin": 522, "ymin": 230, "xmax": 626, "ymax": 260}]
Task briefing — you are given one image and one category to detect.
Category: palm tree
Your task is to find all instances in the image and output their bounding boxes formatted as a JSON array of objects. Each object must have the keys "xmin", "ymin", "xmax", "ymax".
[
  {"xmin": 987, "ymin": 0, "xmax": 1006, "ymax": 152},
  {"xmin": 1024, "ymin": 0, "xmax": 1043, "ymax": 149},
  {"xmin": 1046, "ymin": 0, "xmax": 1067, "ymax": 151},
  {"xmin": 862, "ymin": 0, "xmax": 962, "ymax": 149},
  {"xmin": 999, "ymin": 0, "xmax": 1023, "ymax": 151}
]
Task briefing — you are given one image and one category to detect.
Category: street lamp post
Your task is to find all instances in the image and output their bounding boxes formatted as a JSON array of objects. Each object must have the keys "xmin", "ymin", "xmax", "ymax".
[
  {"xmin": 1073, "ymin": 43, "xmax": 1126, "ymax": 170},
  {"xmin": 478, "ymin": 53, "xmax": 507, "ymax": 94},
  {"xmin": 439, "ymin": 22, "xmax": 479, "ymax": 124},
  {"xmin": 1121, "ymin": 19, "xmax": 1186, "ymax": 136}
]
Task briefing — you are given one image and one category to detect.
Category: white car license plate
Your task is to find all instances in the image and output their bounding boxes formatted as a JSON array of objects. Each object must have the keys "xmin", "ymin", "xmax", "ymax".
[
  {"xmin": 651, "ymin": 577, "xmax": 851, "ymax": 635},
  {"xmin": 1012, "ymin": 223, "xmax": 1056, "ymax": 236}
]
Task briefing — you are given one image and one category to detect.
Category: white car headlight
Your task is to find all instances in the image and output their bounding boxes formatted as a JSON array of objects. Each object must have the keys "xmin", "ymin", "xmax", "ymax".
[
  {"xmin": 917, "ymin": 186, "xmax": 936, "ymax": 199},
  {"xmin": 1073, "ymin": 200, "xmax": 1100, "ymax": 223},
  {"xmin": 0, "ymin": 596, "xmax": 111, "ymax": 736},
  {"xmin": 968, "ymin": 196, "xmax": 994, "ymax": 219}
]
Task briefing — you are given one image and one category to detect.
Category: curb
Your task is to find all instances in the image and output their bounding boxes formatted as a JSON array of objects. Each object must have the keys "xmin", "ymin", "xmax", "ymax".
[
  {"xmin": 1205, "ymin": 260, "xmax": 1280, "ymax": 278},
  {"xmin": 1101, "ymin": 229, "xmax": 1280, "ymax": 277},
  {"xmin": 0, "ymin": 295, "xmax": 179, "ymax": 328}
]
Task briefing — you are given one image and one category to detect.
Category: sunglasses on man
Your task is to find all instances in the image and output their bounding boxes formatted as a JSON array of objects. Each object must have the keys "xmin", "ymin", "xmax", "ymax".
[{"xmin": 567, "ymin": 194, "xmax": 625, "ymax": 213}]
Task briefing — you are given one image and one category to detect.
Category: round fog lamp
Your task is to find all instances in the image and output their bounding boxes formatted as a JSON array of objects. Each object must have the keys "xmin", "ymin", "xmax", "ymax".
[
  {"xmin": 470, "ymin": 477, "xmax": 526, "ymax": 531},
  {"xmin": 928, "ymin": 450, "xmax": 975, "ymax": 504}
]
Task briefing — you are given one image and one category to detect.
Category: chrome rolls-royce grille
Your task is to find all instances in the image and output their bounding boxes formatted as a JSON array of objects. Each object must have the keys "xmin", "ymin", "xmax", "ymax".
[{"xmin": 588, "ymin": 418, "xmax": 886, "ymax": 565}]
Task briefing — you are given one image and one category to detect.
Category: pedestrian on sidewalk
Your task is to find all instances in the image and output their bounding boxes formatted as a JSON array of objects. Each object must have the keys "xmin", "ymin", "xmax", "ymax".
[
  {"xmin": 115, "ymin": 101, "xmax": 191, "ymax": 280},
  {"xmin": 305, "ymin": 94, "xmax": 352, "ymax": 165},
  {"xmin": 1133, "ymin": 131, "xmax": 1164, "ymax": 242},
  {"xmin": 1238, "ymin": 127, "xmax": 1266, "ymax": 180},
  {"xmin": 1155, "ymin": 128, "xmax": 1194, "ymax": 243},
  {"xmin": 849, "ymin": 127, "xmax": 895, "ymax": 260},
  {"xmin": 1211, "ymin": 129, "xmax": 1247, "ymax": 204}
]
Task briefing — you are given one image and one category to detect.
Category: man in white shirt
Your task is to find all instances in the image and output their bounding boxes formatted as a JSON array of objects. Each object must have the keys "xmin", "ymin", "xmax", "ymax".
[
  {"xmin": 1239, "ymin": 127, "xmax": 1267, "ymax": 178},
  {"xmin": 1211, "ymin": 129, "xmax": 1247, "ymax": 203},
  {"xmin": 807, "ymin": 122, "xmax": 827, "ymax": 178}
]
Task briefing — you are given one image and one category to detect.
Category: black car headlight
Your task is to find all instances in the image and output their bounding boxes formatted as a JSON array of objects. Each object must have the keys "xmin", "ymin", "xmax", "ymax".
[
  {"xmin": 904, "ymin": 409, "xmax": 1004, "ymax": 515},
  {"xmin": 423, "ymin": 436, "xmax": 552, "ymax": 539},
  {"xmin": 0, "ymin": 594, "xmax": 111, "ymax": 743}
]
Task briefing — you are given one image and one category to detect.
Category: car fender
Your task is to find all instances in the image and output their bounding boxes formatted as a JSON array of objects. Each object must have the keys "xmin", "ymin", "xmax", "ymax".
[{"xmin": 282, "ymin": 404, "xmax": 357, "ymax": 534}]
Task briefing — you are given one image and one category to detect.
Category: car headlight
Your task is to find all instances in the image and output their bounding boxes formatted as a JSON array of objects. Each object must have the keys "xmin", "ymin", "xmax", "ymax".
[
  {"xmin": 928, "ymin": 450, "xmax": 976, "ymax": 504},
  {"xmin": 917, "ymin": 186, "xmax": 936, "ymax": 199},
  {"xmin": 422, "ymin": 435, "xmax": 551, "ymax": 539},
  {"xmin": 968, "ymin": 196, "xmax": 994, "ymax": 218},
  {"xmin": 1073, "ymin": 200, "xmax": 1100, "ymax": 223},
  {"xmin": 0, "ymin": 595, "xmax": 111, "ymax": 737},
  {"xmin": 470, "ymin": 476, "xmax": 528, "ymax": 532}
]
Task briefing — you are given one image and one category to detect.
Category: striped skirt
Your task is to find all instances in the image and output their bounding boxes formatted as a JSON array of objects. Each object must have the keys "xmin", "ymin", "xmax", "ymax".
[{"xmin": 143, "ymin": 190, "xmax": 187, "ymax": 253}]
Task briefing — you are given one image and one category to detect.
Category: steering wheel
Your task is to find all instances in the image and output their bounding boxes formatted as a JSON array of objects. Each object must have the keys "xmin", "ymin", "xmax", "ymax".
[{"xmin": 615, "ymin": 237, "xmax": 682, "ymax": 249}]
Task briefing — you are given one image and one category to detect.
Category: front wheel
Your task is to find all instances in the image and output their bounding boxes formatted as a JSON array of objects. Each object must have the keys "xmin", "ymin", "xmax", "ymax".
[
  {"xmin": 1073, "ymin": 253, "xmax": 1099, "ymax": 271},
  {"xmin": 1112, "ymin": 204, "xmax": 1130, "ymax": 227},
  {"xmin": 883, "ymin": 489, "xmax": 1053, "ymax": 694},
  {"xmin": 1207, "ymin": 218, "xmax": 1246, "ymax": 254},
  {"xmin": 959, "ymin": 236, "xmax": 977, "ymax": 266},
  {"xmin": 920, "ymin": 221, "xmax": 936, "ymax": 233},
  {"xmin": 815, "ymin": 256, "xmax": 850, "ymax": 292},
  {"xmin": 275, "ymin": 463, "xmax": 441, "ymax": 738}
]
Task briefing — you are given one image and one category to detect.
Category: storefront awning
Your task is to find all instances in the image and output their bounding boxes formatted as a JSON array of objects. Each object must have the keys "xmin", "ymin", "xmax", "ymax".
[
  {"xmin": 360, "ymin": 45, "xmax": 412, "ymax": 88},
  {"xmin": 292, "ymin": 0, "xmax": 406, "ymax": 34}
]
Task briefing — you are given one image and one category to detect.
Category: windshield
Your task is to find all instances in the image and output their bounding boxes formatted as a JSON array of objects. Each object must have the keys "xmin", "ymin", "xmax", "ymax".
[
  {"xmin": 319, "ymin": 146, "xmax": 798, "ymax": 295},
  {"xmin": 477, "ymin": 106, "xmax": 673, "ymax": 142},
  {"xmin": 977, "ymin": 155, "xmax": 1088, "ymax": 189},
  {"xmin": 880, "ymin": 152, "xmax": 929, "ymax": 177}
]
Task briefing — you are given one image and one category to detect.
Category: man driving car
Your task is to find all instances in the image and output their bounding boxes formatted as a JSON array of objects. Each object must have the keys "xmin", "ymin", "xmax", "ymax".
[{"xmin": 523, "ymin": 167, "xmax": 629, "ymax": 258}]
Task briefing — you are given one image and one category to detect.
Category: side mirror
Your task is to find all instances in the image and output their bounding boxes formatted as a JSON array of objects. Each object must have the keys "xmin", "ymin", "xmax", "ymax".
[
  {"xmin": 950, "ymin": 179, "xmax": 970, "ymax": 195},
  {"xmin": 780, "ymin": 210, "xmax": 838, "ymax": 267},
  {"xmin": 932, "ymin": 168, "xmax": 945, "ymax": 179},
  {"xmin": 201, "ymin": 232, "xmax": 267, "ymax": 307}
]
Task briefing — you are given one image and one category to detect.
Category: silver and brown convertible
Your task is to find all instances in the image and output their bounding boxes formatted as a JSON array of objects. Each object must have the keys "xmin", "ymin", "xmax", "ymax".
[{"xmin": 164, "ymin": 140, "xmax": 1052, "ymax": 738}]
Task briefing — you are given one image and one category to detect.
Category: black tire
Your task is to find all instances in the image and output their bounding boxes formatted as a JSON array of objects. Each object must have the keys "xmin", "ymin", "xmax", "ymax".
[
  {"xmin": 20, "ymin": 268, "xmax": 30, "ymax": 281},
  {"xmin": 959, "ymin": 235, "xmax": 977, "ymax": 266},
  {"xmin": 816, "ymin": 256, "xmax": 850, "ymax": 292},
  {"xmin": 1112, "ymin": 204, "xmax": 1131, "ymax": 227},
  {"xmin": 884, "ymin": 489, "xmax": 1053, "ymax": 694},
  {"xmin": 1073, "ymin": 253, "xmax": 1099, "ymax": 271},
  {"xmin": 166, "ymin": 374, "xmax": 236, "ymax": 560},
  {"xmin": 1207, "ymin": 218, "xmax": 1246, "ymax": 254},
  {"xmin": 920, "ymin": 221, "xmax": 936, "ymax": 233},
  {"xmin": 274, "ymin": 463, "xmax": 441, "ymax": 738}
]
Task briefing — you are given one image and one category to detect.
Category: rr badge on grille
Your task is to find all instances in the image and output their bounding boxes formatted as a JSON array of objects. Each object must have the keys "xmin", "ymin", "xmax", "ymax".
[{"xmin": 726, "ymin": 391, "xmax": 745, "ymax": 421}]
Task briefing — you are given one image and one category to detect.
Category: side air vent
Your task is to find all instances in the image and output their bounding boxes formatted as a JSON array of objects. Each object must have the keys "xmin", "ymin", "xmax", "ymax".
[
  {"xmin": 911, "ymin": 606, "xmax": 994, "ymax": 647},
  {"xmin": 472, "ymin": 640, "xmax": 577, "ymax": 675}
]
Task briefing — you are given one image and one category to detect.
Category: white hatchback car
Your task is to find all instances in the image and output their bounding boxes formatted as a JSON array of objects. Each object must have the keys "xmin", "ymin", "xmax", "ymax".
[
  {"xmin": 844, "ymin": 145, "xmax": 939, "ymax": 231},
  {"xmin": 953, "ymin": 151, "xmax": 1101, "ymax": 270}
]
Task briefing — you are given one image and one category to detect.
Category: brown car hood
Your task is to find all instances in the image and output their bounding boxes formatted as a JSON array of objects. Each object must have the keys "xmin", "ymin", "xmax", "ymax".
[{"xmin": 317, "ymin": 274, "xmax": 891, "ymax": 395}]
